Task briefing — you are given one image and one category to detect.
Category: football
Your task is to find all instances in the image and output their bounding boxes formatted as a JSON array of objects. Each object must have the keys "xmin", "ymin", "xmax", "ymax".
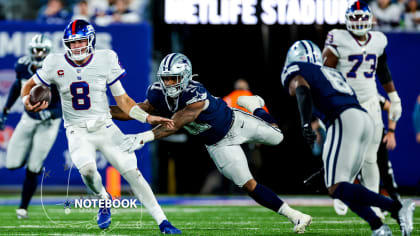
[{"xmin": 29, "ymin": 84, "xmax": 51, "ymax": 105}]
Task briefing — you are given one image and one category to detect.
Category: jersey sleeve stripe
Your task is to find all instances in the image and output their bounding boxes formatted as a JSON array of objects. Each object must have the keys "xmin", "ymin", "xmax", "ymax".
[
  {"xmin": 108, "ymin": 71, "xmax": 127, "ymax": 86},
  {"xmin": 35, "ymin": 71, "xmax": 50, "ymax": 86}
]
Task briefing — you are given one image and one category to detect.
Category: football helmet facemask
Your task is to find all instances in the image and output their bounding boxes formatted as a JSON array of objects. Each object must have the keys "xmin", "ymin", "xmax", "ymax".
[
  {"xmin": 284, "ymin": 40, "xmax": 322, "ymax": 67},
  {"xmin": 63, "ymin": 19, "xmax": 96, "ymax": 61},
  {"xmin": 157, "ymin": 53, "xmax": 193, "ymax": 98},
  {"xmin": 29, "ymin": 34, "xmax": 52, "ymax": 68},
  {"xmin": 345, "ymin": 0, "xmax": 373, "ymax": 37}
]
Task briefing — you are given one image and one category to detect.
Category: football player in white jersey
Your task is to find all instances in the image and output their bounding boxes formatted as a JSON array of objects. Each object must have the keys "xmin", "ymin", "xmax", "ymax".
[
  {"xmin": 20, "ymin": 20, "xmax": 181, "ymax": 234},
  {"xmin": 322, "ymin": 0, "xmax": 402, "ymax": 218}
]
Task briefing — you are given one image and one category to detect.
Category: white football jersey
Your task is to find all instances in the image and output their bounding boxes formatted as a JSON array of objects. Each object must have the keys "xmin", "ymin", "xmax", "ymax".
[
  {"xmin": 325, "ymin": 29, "xmax": 387, "ymax": 103},
  {"xmin": 34, "ymin": 49, "xmax": 126, "ymax": 127}
]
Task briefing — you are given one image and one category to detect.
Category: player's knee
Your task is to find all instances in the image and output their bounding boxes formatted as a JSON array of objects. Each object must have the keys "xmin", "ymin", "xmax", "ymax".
[
  {"xmin": 328, "ymin": 183, "xmax": 341, "ymax": 196},
  {"xmin": 78, "ymin": 163, "xmax": 97, "ymax": 178},
  {"xmin": 242, "ymin": 179, "xmax": 257, "ymax": 193},
  {"xmin": 261, "ymin": 130, "xmax": 283, "ymax": 146}
]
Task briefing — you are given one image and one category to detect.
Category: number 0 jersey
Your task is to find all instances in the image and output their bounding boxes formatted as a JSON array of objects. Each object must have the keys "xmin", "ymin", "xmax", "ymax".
[
  {"xmin": 325, "ymin": 29, "xmax": 387, "ymax": 103},
  {"xmin": 281, "ymin": 62, "xmax": 363, "ymax": 126},
  {"xmin": 34, "ymin": 49, "xmax": 126, "ymax": 127},
  {"xmin": 147, "ymin": 80, "xmax": 233, "ymax": 145}
]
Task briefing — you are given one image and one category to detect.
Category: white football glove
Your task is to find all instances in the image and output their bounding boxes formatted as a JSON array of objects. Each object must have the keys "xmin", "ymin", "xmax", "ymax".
[
  {"xmin": 119, "ymin": 131, "xmax": 154, "ymax": 153},
  {"xmin": 388, "ymin": 91, "xmax": 402, "ymax": 122}
]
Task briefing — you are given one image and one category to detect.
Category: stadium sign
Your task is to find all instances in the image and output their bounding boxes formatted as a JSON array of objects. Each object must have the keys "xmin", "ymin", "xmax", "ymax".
[{"xmin": 165, "ymin": 0, "xmax": 354, "ymax": 25}]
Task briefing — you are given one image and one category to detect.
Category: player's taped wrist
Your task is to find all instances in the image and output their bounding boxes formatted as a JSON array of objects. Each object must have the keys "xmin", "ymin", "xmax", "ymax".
[
  {"xmin": 22, "ymin": 95, "xmax": 29, "ymax": 104},
  {"xmin": 129, "ymin": 105, "xmax": 149, "ymax": 123},
  {"xmin": 140, "ymin": 130, "xmax": 155, "ymax": 144},
  {"xmin": 387, "ymin": 91, "xmax": 401, "ymax": 102}
]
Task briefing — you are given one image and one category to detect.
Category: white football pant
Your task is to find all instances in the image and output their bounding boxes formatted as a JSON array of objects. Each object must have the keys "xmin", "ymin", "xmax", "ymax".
[
  {"xmin": 6, "ymin": 112, "xmax": 61, "ymax": 173},
  {"xmin": 206, "ymin": 109, "xmax": 283, "ymax": 187}
]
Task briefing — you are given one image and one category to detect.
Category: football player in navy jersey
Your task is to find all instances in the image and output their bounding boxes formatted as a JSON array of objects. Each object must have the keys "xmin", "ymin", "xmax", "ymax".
[
  {"xmin": 111, "ymin": 53, "xmax": 312, "ymax": 234},
  {"xmin": 282, "ymin": 40, "xmax": 414, "ymax": 236},
  {"xmin": 0, "ymin": 34, "xmax": 62, "ymax": 219}
]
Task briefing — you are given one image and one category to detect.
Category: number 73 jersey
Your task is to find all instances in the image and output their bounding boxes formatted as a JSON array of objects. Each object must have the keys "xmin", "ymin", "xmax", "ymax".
[
  {"xmin": 281, "ymin": 62, "xmax": 363, "ymax": 127},
  {"xmin": 325, "ymin": 29, "xmax": 387, "ymax": 103},
  {"xmin": 34, "ymin": 49, "xmax": 126, "ymax": 127}
]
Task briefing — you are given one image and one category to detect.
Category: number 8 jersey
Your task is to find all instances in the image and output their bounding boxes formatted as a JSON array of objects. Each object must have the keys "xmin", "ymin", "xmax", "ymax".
[
  {"xmin": 34, "ymin": 49, "xmax": 126, "ymax": 127},
  {"xmin": 324, "ymin": 29, "xmax": 387, "ymax": 104},
  {"xmin": 281, "ymin": 62, "xmax": 363, "ymax": 127}
]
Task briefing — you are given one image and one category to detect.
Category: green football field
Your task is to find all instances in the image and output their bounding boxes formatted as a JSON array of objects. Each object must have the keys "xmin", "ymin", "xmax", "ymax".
[{"xmin": 0, "ymin": 203, "xmax": 418, "ymax": 235}]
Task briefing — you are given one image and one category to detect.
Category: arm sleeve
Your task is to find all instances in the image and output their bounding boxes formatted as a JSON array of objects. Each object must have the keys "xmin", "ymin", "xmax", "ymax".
[
  {"xmin": 414, "ymin": 101, "xmax": 420, "ymax": 134},
  {"xmin": 107, "ymin": 50, "xmax": 127, "ymax": 85},
  {"xmin": 295, "ymin": 85, "xmax": 313, "ymax": 126},
  {"xmin": 376, "ymin": 52, "xmax": 393, "ymax": 85},
  {"xmin": 4, "ymin": 79, "xmax": 22, "ymax": 110}
]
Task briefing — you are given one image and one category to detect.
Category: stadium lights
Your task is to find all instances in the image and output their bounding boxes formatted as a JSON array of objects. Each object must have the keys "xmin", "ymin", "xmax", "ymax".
[{"xmin": 164, "ymin": 0, "xmax": 353, "ymax": 25}]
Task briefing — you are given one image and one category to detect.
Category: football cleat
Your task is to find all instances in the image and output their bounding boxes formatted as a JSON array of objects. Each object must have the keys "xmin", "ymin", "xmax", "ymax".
[
  {"xmin": 97, "ymin": 194, "xmax": 112, "ymax": 229},
  {"xmin": 371, "ymin": 224, "xmax": 392, "ymax": 236},
  {"xmin": 398, "ymin": 199, "xmax": 415, "ymax": 236},
  {"xmin": 334, "ymin": 199, "xmax": 348, "ymax": 215},
  {"xmin": 159, "ymin": 220, "xmax": 182, "ymax": 234},
  {"xmin": 293, "ymin": 212, "xmax": 312, "ymax": 234},
  {"xmin": 237, "ymin": 95, "xmax": 265, "ymax": 114},
  {"xmin": 16, "ymin": 208, "xmax": 28, "ymax": 219}
]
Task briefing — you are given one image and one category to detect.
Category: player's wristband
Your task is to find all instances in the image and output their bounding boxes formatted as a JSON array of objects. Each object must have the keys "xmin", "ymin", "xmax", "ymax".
[
  {"xmin": 22, "ymin": 95, "xmax": 29, "ymax": 104},
  {"xmin": 387, "ymin": 91, "xmax": 401, "ymax": 102},
  {"xmin": 388, "ymin": 128, "xmax": 395, "ymax": 133},
  {"xmin": 141, "ymin": 130, "xmax": 155, "ymax": 144},
  {"xmin": 129, "ymin": 105, "xmax": 149, "ymax": 123}
]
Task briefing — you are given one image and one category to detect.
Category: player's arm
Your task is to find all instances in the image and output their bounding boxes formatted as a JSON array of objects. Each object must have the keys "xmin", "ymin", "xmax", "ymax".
[
  {"xmin": 21, "ymin": 76, "xmax": 49, "ymax": 112},
  {"xmin": 110, "ymin": 99, "xmax": 155, "ymax": 120},
  {"xmin": 322, "ymin": 48, "xmax": 339, "ymax": 68},
  {"xmin": 379, "ymin": 94, "xmax": 397, "ymax": 150},
  {"xmin": 0, "ymin": 79, "xmax": 22, "ymax": 129},
  {"xmin": 110, "ymin": 80, "xmax": 173, "ymax": 128},
  {"xmin": 289, "ymin": 75, "xmax": 316, "ymax": 146},
  {"xmin": 377, "ymin": 52, "xmax": 402, "ymax": 122},
  {"xmin": 120, "ymin": 101, "xmax": 206, "ymax": 153}
]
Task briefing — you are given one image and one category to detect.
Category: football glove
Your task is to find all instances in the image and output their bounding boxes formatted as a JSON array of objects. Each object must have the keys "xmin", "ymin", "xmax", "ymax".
[
  {"xmin": 302, "ymin": 124, "xmax": 316, "ymax": 148},
  {"xmin": 120, "ymin": 132, "xmax": 154, "ymax": 153}
]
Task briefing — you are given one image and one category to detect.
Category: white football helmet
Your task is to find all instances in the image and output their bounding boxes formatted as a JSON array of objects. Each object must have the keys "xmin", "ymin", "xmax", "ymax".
[
  {"xmin": 345, "ymin": 0, "xmax": 373, "ymax": 37},
  {"xmin": 29, "ymin": 34, "xmax": 52, "ymax": 68},
  {"xmin": 284, "ymin": 40, "xmax": 323, "ymax": 67},
  {"xmin": 157, "ymin": 53, "xmax": 192, "ymax": 98}
]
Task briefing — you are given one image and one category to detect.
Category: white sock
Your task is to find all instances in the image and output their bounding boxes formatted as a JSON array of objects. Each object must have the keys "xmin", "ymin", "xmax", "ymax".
[
  {"xmin": 79, "ymin": 163, "xmax": 109, "ymax": 199},
  {"xmin": 278, "ymin": 203, "xmax": 299, "ymax": 224},
  {"xmin": 122, "ymin": 169, "xmax": 167, "ymax": 225}
]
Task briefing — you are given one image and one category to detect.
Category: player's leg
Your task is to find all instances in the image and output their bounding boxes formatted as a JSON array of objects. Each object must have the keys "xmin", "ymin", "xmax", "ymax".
[
  {"xmin": 237, "ymin": 95, "xmax": 278, "ymax": 125},
  {"xmin": 232, "ymin": 110, "xmax": 283, "ymax": 146},
  {"xmin": 98, "ymin": 121, "xmax": 180, "ymax": 234},
  {"xmin": 19, "ymin": 119, "xmax": 61, "ymax": 214},
  {"xmin": 5, "ymin": 114, "xmax": 38, "ymax": 219},
  {"xmin": 325, "ymin": 109, "xmax": 406, "ymax": 232},
  {"xmin": 377, "ymin": 129, "xmax": 401, "ymax": 202},
  {"xmin": 205, "ymin": 143, "xmax": 311, "ymax": 233}
]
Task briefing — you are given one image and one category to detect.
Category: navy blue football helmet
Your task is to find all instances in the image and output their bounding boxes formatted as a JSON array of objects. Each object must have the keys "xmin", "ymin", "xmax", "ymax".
[
  {"xmin": 63, "ymin": 19, "xmax": 96, "ymax": 61},
  {"xmin": 345, "ymin": 0, "xmax": 372, "ymax": 36}
]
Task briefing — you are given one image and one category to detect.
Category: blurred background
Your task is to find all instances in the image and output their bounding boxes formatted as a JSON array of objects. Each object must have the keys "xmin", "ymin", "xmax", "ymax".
[{"xmin": 0, "ymin": 0, "xmax": 419, "ymax": 198}]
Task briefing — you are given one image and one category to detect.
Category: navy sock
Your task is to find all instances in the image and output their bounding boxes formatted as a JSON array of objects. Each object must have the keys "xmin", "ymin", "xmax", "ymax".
[
  {"xmin": 248, "ymin": 184, "xmax": 284, "ymax": 212},
  {"xmin": 341, "ymin": 199, "xmax": 383, "ymax": 230},
  {"xmin": 19, "ymin": 169, "xmax": 39, "ymax": 209},
  {"xmin": 332, "ymin": 182, "xmax": 402, "ymax": 218},
  {"xmin": 254, "ymin": 108, "xmax": 278, "ymax": 125}
]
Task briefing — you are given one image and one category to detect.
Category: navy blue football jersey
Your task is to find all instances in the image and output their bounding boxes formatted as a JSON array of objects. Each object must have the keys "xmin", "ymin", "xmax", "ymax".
[
  {"xmin": 4, "ymin": 56, "xmax": 62, "ymax": 120},
  {"xmin": 147, "ymin": 80, "xmax": 233, "ymax": 145},
  {"xmin": 281, "ymin": 62, "xmax": 363, "ymax": 126}
]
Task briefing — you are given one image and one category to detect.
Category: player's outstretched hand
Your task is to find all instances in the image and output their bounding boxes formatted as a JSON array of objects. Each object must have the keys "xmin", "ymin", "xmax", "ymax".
[
  {"xmin": 302, "ymin": 124, "xmax": 317, "ymax": 148},
  {"xmin": 120, "ymin": 133, "xmax": 145, "ymax": 153},
  {"xmin": 146, "ymin": 115, "xmax": 174, "ymax": 129},
  {"xmin": 383, "ymin": 132, "xmax": 396, "ymax": 150},
  {"xmin": 24, "ymin": 97, "xmax": 49, "ymax": 113}
]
